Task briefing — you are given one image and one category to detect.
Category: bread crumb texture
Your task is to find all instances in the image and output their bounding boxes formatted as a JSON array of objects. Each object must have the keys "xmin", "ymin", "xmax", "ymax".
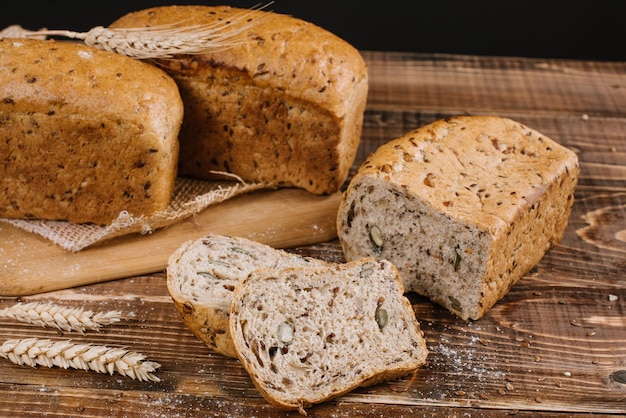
[
  {"xmin": 229, "ymin": 258, "xmax": 428, "ymax": 410},
  {"xmin": 337, "ymin": 116, "xmax": 579, "ymax": 320},
  {"xmin": 0, "ymin": 38, "xmax": 183, "ymax": 225},
  {"xmin": 166, "ymin": 234, "xmax": 328, "ymax": 358},
  {"xmin": 109, "ymin": 5, "xmax": 369, "ymax": 194}
]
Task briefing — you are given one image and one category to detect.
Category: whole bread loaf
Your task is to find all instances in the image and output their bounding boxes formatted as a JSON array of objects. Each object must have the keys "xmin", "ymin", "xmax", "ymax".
[
  {"xmin": 229, "ymin": 258, "xmax": 428, "ymax": 413},
  {"xmin": 166, "ymin": 234, "xmax": 328, "ymax": 358},
  {"xmin": 0, "ymin": 38, "xmax": 183, "ymax": 225},
  {"xmin": 337, "ymin": 116, "xmax": 579, "ymax": 320},
  {"xmin": 109, "ymin": 5, "xmax": 368, "ymax": 195}
]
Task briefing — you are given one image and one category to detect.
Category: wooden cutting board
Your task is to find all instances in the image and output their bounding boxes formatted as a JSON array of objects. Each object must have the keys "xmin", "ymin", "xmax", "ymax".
[{"xmin": 0, "ymin": 188, "xmax": 341, "ymax": 296}]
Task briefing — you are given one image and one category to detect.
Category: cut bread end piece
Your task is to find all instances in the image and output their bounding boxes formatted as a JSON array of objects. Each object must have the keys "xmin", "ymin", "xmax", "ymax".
[
  {"xmin": 166, "ymin": 234, "xmax": 328, "ymax": 357},
  {"xmin": 337, "ymin": 116, "xmax": 579, "ymax": 320}
]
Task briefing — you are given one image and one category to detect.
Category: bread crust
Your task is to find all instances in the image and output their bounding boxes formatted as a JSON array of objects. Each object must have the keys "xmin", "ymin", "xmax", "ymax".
[
  {"xmin": 337, "ymin": 116, "xmax": 579, "ymax": 320},
  {"xmin": 0, "ymin": 38, "xmax": 183, "ymax": 224},
  {"xmin": 110, "ymin": 5, "xmax": 368, "ymax": 194}
]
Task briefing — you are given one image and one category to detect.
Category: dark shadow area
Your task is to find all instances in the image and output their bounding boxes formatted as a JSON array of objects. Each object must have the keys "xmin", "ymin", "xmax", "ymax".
[{"xmin": 1, "ymin": 0, "xmax": 624, "ymax": 61}]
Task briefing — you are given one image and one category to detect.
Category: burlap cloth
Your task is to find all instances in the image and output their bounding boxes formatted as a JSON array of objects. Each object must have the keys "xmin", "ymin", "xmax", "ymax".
[{"xmin": 0, "ymin": 176, "xmax": 269, "ymax": 252}]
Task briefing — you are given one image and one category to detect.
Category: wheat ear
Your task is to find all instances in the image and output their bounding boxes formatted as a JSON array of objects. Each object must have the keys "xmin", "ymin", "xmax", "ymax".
[
  {"xmin": 0, "ymin": 3, "xmax": 270, "ymax": 59},
  {"xmin": 0, "ymin": 302, "xmax": 121, "ymax": 333},
  {"xmin": 0, "ymin": 338, "xmax": 161, "ymax": 382}
]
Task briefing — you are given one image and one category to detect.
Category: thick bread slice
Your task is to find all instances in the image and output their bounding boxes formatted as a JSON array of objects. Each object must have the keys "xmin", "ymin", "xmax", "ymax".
[
  {"xmin": 110, "ymin": 5, "xmax": 368, "ymax": 195},
  {"xmin": 0, "ymin": 38, "xmax": 183, "ymax": 225},
  {"xmin": 337, "ymin": 116, "xmax": 579, "ymax": 320},
  {"xmin": 166, "ymin": 234, "xmax": 328, "ymax": 358},
  {"xmin": 229, "ymin": 258, "xmax": 428, "ymax": 413}
]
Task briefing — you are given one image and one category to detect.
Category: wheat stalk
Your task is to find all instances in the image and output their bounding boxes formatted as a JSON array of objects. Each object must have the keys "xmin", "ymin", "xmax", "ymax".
[
  {"xmin": 0, "ymin": 3, "xmax": 271, "ymax": 59},
  {"xmin": 0, "ymin": 302, "xmax": 121, "ymax": 334},
  {"xmin": 0, "ymin": 337, "xmax": 161, "ymax": 382},
  {"xmin": 0, "ymin": 24, "xmax": 47, "ymax": 39}
]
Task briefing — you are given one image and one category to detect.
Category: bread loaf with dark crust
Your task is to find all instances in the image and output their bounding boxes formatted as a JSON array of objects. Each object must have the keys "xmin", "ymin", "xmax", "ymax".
[
  {"xmin": 166, "ymin": 234, "xmax": 329, "ymax": 358},
  {"xmin": 337, "ymin": 116, "xmax": 579, "ymax": 320},
  {"xmin": 110, "ymin": 5, "xmax": 368, "ymax": 195},
  {"xmin": 0, "ymin": 38, "xmax": 183, "ymax": 225},
  {"xmin": 229, "ymin": 258, "xmax": 428, "ymax": 413}
]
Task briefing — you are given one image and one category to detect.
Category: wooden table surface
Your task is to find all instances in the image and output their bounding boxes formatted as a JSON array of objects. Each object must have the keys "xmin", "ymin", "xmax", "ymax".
[{"xmin": 1, "ymin": 50, "xmax": 625, "ymax": 417}]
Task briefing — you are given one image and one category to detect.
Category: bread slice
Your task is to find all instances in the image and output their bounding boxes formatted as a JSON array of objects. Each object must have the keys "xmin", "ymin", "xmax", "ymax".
[
  {"xmin": 166, "ymin": 234, "xmax": 328, "ymax": 358},
  {"xmin": 0, "ymin": 38, "xmax": 183, "ymax": 225},
  {"xmin": 337, "ymin": 116, "xmax": 579, "ymax": 320},
  {"xmin": 229, "ymin": 258, "xmax": 428, "ymax": 413},
  {"xmin": 110, "ymin": 5, "xmax": 368, "ymax": 195}
]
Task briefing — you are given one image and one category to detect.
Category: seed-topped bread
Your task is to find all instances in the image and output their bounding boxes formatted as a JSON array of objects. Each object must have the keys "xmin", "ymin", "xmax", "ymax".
[
  {"xmin": 110, "ymin": 5, "xmax": 368, "ymax": 195},
  {"xmin": 229, "ymin": 258, "xmax": 428, "ymax": 413},
  {"xmin": 337, "ymin": 116, "xmax": 579, "ymax": 320},
  {"xmin": 166, "ymin": 234, "xmax": 328, "ymax": 358},
  {"xmin": 0, "ymin": 38, "xmax": 183, "ymax": 225}
]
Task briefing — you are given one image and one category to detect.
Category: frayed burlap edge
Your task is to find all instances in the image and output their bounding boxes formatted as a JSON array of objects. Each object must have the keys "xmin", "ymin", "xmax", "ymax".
[{"xmin": 0, "ymin": 176, "xmax": 270, "ymax": 252}]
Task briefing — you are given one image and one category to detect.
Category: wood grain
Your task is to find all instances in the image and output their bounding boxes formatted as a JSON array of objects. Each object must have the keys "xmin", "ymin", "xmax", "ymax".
[
  {"xmin": 0, "ymin": 51, "xmax": 625, "ymax": 417},
  {"xmin": 0, "ymin": 189, "xmax": 341, "ymax": 296}
]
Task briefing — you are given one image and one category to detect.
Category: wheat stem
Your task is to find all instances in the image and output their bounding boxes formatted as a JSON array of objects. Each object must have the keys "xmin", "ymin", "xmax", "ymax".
[
  {"xmin": 0, "ymin": 3, "xmax": 271, "ymax": 59},
  {"xmin": 0, "ymin": 338, "xmax": 161, "ymax": 382},
  {"xmin": 0, "ymin": 302, "xmax": 121, "ymax": 333}
]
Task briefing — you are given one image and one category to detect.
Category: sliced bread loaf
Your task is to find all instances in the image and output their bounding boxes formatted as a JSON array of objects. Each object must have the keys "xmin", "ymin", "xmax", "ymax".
[
  {"xmin": 337, "ymin": 116, "xmax": 579, "ymax": 320},
  {"xmin": 229, "ymin": 258, "xmax": 428, "ymax": 413},
  {"xmin": 166, "ymin": 234, "xmax": 328, "ymax": 357}
]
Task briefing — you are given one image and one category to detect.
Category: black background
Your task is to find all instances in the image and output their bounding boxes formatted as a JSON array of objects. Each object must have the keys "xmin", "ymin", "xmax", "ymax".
[{"xmin": 1, "ymin": 0, "xmax": 624, "ymax": 61}]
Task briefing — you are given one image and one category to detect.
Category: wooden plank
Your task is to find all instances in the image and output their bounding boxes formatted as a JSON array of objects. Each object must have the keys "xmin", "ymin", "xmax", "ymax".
[
  {"xmin": 0, "ymin": 270, "xmax": 623, "ymax": 416},
  {"xmin": 364, "ymin": 51, "xmax": 626, "ymax": 117},
  {"xmin": 0, "ymin": 189, "xmax": 341, "ymax": 296}
]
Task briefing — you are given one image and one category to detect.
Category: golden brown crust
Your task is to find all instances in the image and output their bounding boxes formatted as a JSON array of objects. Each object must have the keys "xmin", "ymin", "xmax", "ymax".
[
  {"xmin": 171, "ymin": 298, "xmax": 236, "ymax": 358},
  {"xmin": 0, "ymin": 38, "xmax": 183, "ymax": 224},
  {"xmin": 110, "ymin": 6, "xmax": 368, "ymax": 194}
]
